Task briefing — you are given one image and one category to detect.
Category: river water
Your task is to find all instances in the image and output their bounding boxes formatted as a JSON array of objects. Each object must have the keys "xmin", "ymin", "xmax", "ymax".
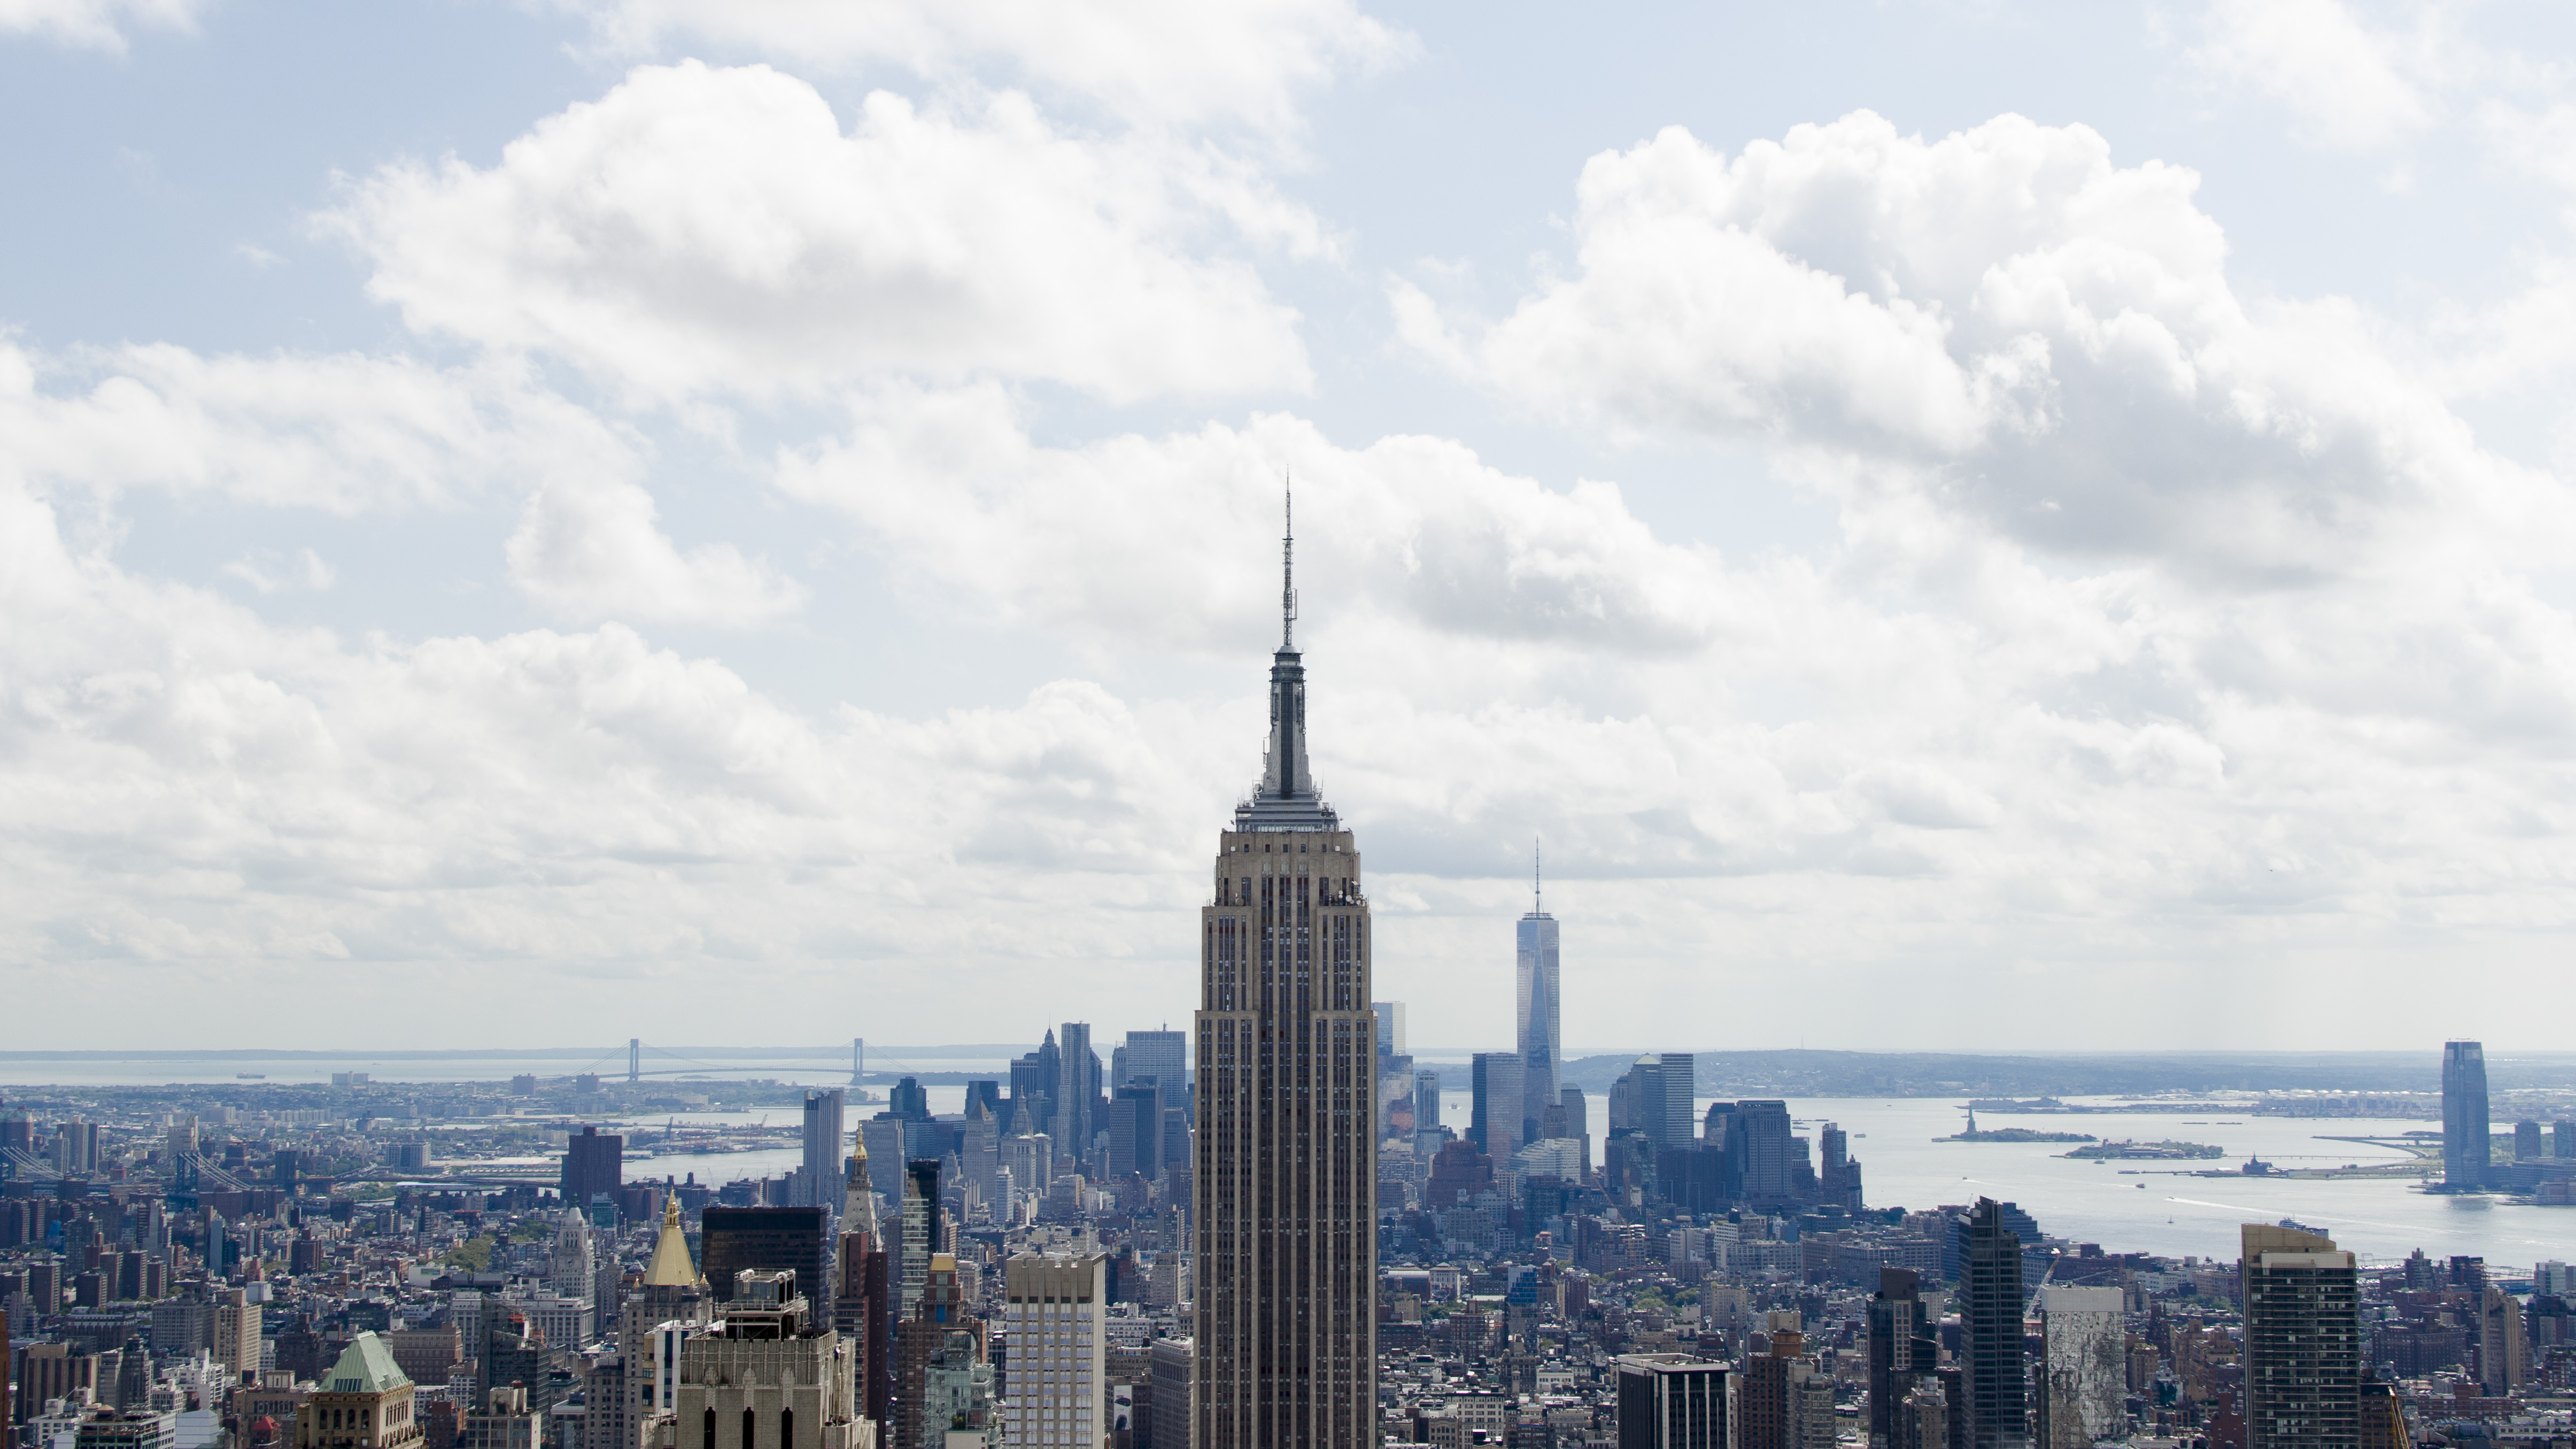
[{"xmin": 9, "ymin": 1057, "xmax": 2566, "ymax": 1269}]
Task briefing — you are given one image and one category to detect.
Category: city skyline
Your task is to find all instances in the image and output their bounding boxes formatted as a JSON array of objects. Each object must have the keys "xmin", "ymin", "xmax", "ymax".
[{"xmin": 7, "ymin": 4, "xmax": 2576, "ymax": 1047}]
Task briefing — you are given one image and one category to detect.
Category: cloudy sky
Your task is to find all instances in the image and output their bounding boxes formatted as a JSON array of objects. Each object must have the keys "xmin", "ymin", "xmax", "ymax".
[{"xmin": 6, "ymin": 1, "xmax": 2574, "ymax": 1054}]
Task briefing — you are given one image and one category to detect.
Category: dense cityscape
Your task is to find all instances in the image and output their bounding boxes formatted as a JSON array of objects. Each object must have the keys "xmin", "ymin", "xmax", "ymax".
[{"xmin": 5, "ymin": 546, "xmax": 2574, "ymax": 1449}]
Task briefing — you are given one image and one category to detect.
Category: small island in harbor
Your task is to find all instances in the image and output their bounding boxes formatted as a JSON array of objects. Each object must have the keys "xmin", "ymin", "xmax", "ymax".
[
  {"xmin": 1936, "ymin": 1108, "xmax": 2095, "ymax": 1144},
  {"xmin": 2061, "ymin": 1139, "xmax": 2225, "ymax": 1160}
]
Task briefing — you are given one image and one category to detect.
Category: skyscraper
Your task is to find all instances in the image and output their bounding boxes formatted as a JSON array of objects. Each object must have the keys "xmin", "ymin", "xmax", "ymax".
[
  {"xmin": 1654, "ymin": 1053, "xmax": 1695, "ymax": 1149},
  {"xmin": 1005, "ymin": 1254, "xmax": 1108, "ymax": 1449},
  {"xmin": 1194, "ymin": 492, "xmax": 1375, "ymax": 1449},
  {"xmin": 698, "ymin": 1208, "xmax": 827, "ymax": 1311},
  {"xmin": 1516, "ymin": 851, "xmax": 1560, "ymax": 1150},
  {"xmin": 836, "ymin": 1126, "xmax": 893, "ymax": 1445},
  {"xmin": 1118, "ymin": 1030, "xmax": 1190, "ymax": 1111},
  {"xmin": 1470, "ymin": 1052, "xmax": 1526, "ymax": 1159},
  {"xmin": 1960, "ymin": 1199, "xmax": 2029, "ymax": 1449},
  {"xmin": 561, "ymin": 1127, "xmax": 622, "ymax": 1214},
  {"xmin": 2241, "ymin": 1223, "xmax": 2361, "ymax": 1449},
  {"xmin": 1056, "ymin": 1023, "xmax": 1100, "ymax": 1165},
  {"xmin": 1868, "ymin": 1270, "xmax": 1936, "ymax": 1449},
  {"xmin": 799, "ymin": 1089, "xmax": 846, "ymax": 1211},
  {"xmin": 899, "ymin": 1160, "xmax": 941, "ymax": 1316},
  {"xmin": 1615, "ymin": 1354, "xmax": 1728, "ymax": 1449},
  {"xmin": 2443, "ymin": 1040, "xmax": 2491, "ymax": 1189}
]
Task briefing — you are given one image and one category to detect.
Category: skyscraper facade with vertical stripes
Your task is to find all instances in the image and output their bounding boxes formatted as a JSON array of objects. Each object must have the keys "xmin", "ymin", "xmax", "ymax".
[{"xmin": 1194, "ymin": 496, "xmax": 1376, "ymax": 1449}]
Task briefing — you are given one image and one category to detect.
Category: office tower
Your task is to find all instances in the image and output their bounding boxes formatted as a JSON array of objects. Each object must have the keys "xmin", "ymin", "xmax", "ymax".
[
  {"xmin": 1615, "ymin": 1354, "xmax": 1727, "ymax": 1449},
  {"xmin": 1119, "ymin": 1031, "xmax": 1190, "ymax": 1111},
  {"xmin": 915, "ymin": 1315, "xmax": 995, "ymax": 1449},
  {"xmin": 2480, "ymin": 1286, "xmax": 2528, "ymax": 1395},
  {"xmin": 2443, "ymin": 1041, "xmax": 2490, "ymax": 1189},
  {"xmin": 1960, "ymin": 1200, "xmax": 2028, "ymax": 1449},
  {"xmin": 1869, "ymin": 1270, "xmax": 1937, "ymax": 1449},
  {"xmin": 54, "ymin": 1122, "xmax": 99, "ymax": 1175},
  {"xmin": 834, "ymin": 1134, "xmax": 893, "ymax": 1446},
  {"xmin": 895, "ymin": 1256, "xmax": 982, "ymax": 1449},
  {"xmin": 550, "ymin": 1210, "xmax": 595, "ymax": 1306},
  {"xmin": 1740, "ymin": 1321, "xmax": 1834, "ymax": 1449},
  {"xmin": 216, "ymin": 1286, "xmax": 261, "ymax": 1373},
  {"xmin": 1005, "ymin": 1254, "xmax": 1108, "ymax": 1449},
  {"xmin": 1653, "ymin": 1053, "xmax": 1695, "ymax": 1149},
  {"xmin": 698, "ymin": 1208, "xmax": 827, "ymax": 1309},
  {"xmin": 1055, "ymin": 1024, "xmax": 1099, "ymax": 1161},
  {"xmin": 1010, "ymin": 1032, "xmax": 1060, "ymax": 1137},
  {"xmin": 669, "ymin": 1273, "xmax": 862, "ymax": 1449},
  {"xmin": 1820, "ymin": 1123, "xmax": 1865, "ymax": 1211},
  {"xmin": 1517, "ymin": 859, "xmax": 1561, "ymax": 1149},
  {"xmin": 899, "ymin": 1161, "xmax": 941, "ymax": 1316},
  {"xmin": 2557, "ymin": 1120, "xmax": 2575, "ymax": 1159},
  {"xmin": 1732, "ymin": 1101, "xmax": 1793, "ymax": 1205},
  {"xmin": 608, "ymin": 1201, "xmax": 707, "ymax": 1449},
  {"xmin": 460, "ymin": 1384, "xmax": 543, "ymax": 1449},
  {"xmin": 1413, "ymin": 1070, "xmax": 1441, "ymax": 1138},
  {"xmin": 889, "ymin": 1080, "xmax": 930, "ymax": 1122},
  {"xmin": 1110, "ymin": 1084, "xmax": 1163, "ymax": 1180},
  {"xmin": 1561, "ymin": 1088, "xmax": 1590, "ymax": 1177},
  {"xmin": 562, "ymin": 1127, "xmax": 624, "ymax": 1214},
  {"xmin": 2241, "ymin": 1223, "xmax": 2360, "ymax": 1449},
  {"xmin": 1373, "ymin": 1001, "xmax": 1405, "ymax": 1054},
  {"xmin": 1151, "ymin": 1338, "xmax": 1195, "ymax": 1449},
  {"xmin": 2515, "ymin": 1120, "xmax": 2543, "ymax": 1160},
  {"xmin": 297, "ymin": 1335, "xmax": 422, "ymax": 1449},
  {"xmin": 1372, "ymin": 1003, "xmax": 1412, "ymax": 1142},
  {"xmin": 1471, "ymin": 1053, "xmax": 1527, "ymax": 1158},
  {"xmin": 1193, "ymin": 498, "xmax": 1375, "ymax": 1449},
  {"xmin": 2038, "ymin": 1287, "xmax": 2124, "ymax": 1449},
  {"xmin": 800, "ymin": 1091, "xmax": 847, "ymax": 1211},
  {"xmin": 961, "ymin": 1096, "xmax": 1002, "ymax": 1213},
  {"xmin": 2357, "ymin": 1384, "xmax": 2406, "ymax": 1449}
]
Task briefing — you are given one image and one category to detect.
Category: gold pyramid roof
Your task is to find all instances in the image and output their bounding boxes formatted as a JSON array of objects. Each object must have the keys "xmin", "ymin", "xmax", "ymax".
[{"xmin": 645, "ymin": 1194, "xmax": 698, "ymax": 1287}]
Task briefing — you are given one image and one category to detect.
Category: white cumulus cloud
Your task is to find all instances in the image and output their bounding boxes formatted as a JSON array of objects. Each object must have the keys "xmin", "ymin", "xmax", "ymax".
[
  {"xmin": 1400, "ymin": 110, "xmax": 2576, "ymax": 582},
  {"xmin": 319, "ymin": 63, "xmax": 1317, "ymax": 404},
  {"xmin": 507, "ymin": 472, "xmax": 807, "ymax": 626}
]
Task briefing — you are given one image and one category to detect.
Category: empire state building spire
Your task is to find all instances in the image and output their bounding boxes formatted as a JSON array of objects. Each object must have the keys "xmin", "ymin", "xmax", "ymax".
[
  {"xmin": 1281, "ymin": 478, "xmax": 1298, "ymax": 651},
  {"xmin": 1240, "ymin": 476, "xmax": 1335, "ymax": 831}
]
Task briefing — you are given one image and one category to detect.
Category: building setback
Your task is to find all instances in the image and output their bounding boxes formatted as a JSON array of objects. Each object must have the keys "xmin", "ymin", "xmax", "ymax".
[{"xmin": 1193, "ymin": 497, "xmax": 1375, "ymax": 1449}]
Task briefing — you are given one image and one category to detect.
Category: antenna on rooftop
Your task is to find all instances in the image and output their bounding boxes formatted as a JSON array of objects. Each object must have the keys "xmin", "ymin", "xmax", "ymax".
[{"xmin": 1281, "ymin": 471, "xmax": 1298, "ymax": 650}]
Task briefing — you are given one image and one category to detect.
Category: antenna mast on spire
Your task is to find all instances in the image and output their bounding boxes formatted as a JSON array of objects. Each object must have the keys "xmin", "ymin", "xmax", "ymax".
[
  {"xmin": 1282, "ymin": 472, "xmax": 1298, "ymax": 650},
  {"xmin": 1535, "ymin": 836, "xmax": 1542, "ymax": 913}
]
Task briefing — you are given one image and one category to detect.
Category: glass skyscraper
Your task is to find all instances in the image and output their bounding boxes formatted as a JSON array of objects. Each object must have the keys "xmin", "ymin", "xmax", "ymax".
[
  {"xmin": 1516, "ymin": 863, "xmax": 1561, "ymax": 1149},
  {"xmin": 2443, "ymin": 1040, "xmax": 2490, "ymax": 1189}
]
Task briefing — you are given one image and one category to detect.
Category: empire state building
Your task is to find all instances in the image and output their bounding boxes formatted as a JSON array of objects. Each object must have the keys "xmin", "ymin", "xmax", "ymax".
[{"xmin": 1194, "ymin": 497, "xmax": 1376, "ymax": 1449}]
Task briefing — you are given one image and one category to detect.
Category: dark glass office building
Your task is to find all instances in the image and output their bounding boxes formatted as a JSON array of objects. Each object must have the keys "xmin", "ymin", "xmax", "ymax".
[
  {"xmin": 700, "ymin": 1206, "xmax": 829, "ymax": 1311},
  {"xmin": 1960, "ymin": 1199, "xmax": 2028, "ymax": 1449}
]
